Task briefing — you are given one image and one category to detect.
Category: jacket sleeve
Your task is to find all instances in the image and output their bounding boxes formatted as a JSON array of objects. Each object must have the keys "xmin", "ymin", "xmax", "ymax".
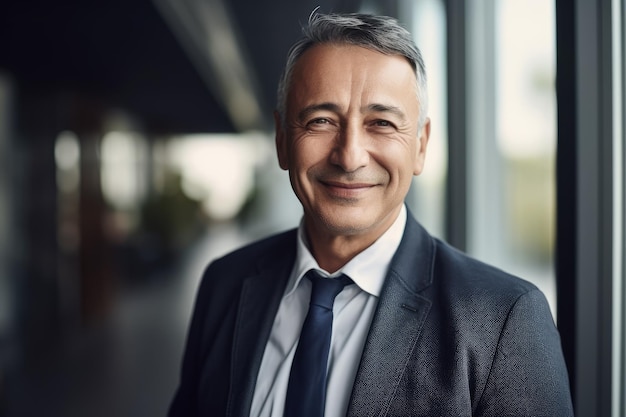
[
  {"xmin": 168, "ymin": 270, "xmax": 213, "ymax": 417},
  {"xmin": 474, "ymin": 288, "xmax": 574, "ymax": 416}
]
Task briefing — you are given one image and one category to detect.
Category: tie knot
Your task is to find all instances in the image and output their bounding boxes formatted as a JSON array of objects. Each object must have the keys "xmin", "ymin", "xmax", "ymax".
[{"xmin": 305, "ymin": 270, "xmax": 353, "ymax": 310}]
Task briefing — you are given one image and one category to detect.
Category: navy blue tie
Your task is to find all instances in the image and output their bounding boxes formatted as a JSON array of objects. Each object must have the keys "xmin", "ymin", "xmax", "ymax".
[{"xmin": 284, "ymin": 270, "xmax": 353, "ymax": 417}]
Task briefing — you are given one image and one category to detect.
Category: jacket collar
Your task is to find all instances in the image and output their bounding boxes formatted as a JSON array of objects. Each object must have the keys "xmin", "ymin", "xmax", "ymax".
[
  {"xmin": 347, "ymin": 212, "xmax": 436, "ymax": 416},
  {"xmin": 227, "ymin": 230, "xmax": 297, "ymax": 417}
]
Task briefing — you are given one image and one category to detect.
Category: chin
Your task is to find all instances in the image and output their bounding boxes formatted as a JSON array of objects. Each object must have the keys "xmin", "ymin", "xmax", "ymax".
[{"xmin": 318, "ymin": 210, "xmax": 379, "ymax": 236}]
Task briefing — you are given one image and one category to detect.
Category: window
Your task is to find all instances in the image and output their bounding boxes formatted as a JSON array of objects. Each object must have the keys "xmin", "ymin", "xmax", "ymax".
[
  {"xmin": 399, "ymin": 0, "xmax": 447, "ymax": 239},
  {"xmin": 465, "ymin": 0, "xmax": 557, "ymax": 315}
]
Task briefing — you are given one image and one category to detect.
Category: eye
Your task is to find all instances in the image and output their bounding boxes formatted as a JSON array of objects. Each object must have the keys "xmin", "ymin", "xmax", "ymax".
[
  {"xmin": 305, "ymin": 117, "xmax": 336, "ymax": 132},
  {"xmin": 309, "ymin": 118, "xmax": 330, "ymax": 125},
  {"xmin": 372, "ymin": 119, "xmax": 396, "ymax": 129}
]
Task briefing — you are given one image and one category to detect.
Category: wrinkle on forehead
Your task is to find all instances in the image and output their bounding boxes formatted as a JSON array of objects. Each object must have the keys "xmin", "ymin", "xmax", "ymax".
[{"xmin": 287, "ymin": 44, "xmax": 420, "ymax": 123}]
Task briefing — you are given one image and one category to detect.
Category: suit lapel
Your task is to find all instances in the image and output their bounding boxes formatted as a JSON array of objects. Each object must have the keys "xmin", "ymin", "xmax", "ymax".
[
  {"xmin": 348, "ymin": 214, "xmax": 435, "ymax": 417},
  {"xmin": 227, "ymin": 233, "xmax": 297, "ymax": 417}
]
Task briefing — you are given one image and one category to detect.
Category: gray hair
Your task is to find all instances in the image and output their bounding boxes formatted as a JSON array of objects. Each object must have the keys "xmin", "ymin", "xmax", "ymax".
[{"xmin": 276, "ymin": 12, "xmax": 428, "ymax": 129}]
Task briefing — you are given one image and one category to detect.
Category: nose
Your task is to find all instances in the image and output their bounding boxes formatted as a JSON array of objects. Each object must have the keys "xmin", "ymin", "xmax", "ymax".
[{"xmin": 329, "ymin": 124, "xmax": 369, "ymax": 173}]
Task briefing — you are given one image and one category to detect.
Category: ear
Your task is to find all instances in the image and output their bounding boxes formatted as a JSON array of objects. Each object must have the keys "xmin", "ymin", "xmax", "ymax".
[
  {"xmin": 413, "ymin": 117, "xmax": 431, "ymax": 176},
  {"xmin": 274, "ymin": 111, "xmax": 289, "ymax": 170}
]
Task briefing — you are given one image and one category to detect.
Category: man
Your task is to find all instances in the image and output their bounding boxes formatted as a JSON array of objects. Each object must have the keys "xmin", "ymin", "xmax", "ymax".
[{"xmin": 169, "ymin": 12, "xmax": 573, "ymax": 417}]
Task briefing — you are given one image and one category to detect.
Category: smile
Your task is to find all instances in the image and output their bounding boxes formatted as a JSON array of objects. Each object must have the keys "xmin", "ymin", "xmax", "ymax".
[{"xmin": 321, "ymin": 180, "xmax": 376, "ymax": 198}]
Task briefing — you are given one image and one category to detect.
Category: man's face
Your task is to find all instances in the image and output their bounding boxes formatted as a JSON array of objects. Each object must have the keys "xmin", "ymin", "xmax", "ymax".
[{"xmin": 276, "ymin": 44, "xmax": 430, "ymax": 242}]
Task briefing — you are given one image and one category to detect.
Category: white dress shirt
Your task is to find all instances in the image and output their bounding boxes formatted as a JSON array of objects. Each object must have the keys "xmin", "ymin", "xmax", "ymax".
[{"xmin": 250, "ymin": 206, "xmax": 407, "ymax": 417}]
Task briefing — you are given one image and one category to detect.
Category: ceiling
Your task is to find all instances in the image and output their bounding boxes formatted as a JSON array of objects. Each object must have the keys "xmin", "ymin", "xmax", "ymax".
[{"xmin": 1, "ymin": 0, "xmax": 364, "ymax": 135}]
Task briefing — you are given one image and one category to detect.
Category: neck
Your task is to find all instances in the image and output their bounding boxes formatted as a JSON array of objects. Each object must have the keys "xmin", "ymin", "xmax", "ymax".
[
  {"xmin": 307, "ymin": 234, "xmax": 370, "ymax": 273},
  {"xmin": 304, "ymin": 209, "xmax": 401, "ymax": 273}
]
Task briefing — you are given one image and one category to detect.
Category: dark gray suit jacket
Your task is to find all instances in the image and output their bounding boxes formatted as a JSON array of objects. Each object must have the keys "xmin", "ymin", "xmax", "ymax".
[{"xmin": 169, "ymin": 213, "xmax": 574, "ymax": 416}]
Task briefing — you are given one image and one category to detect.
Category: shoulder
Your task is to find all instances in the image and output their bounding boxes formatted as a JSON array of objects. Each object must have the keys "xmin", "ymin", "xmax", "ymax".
[
  {"xmin": 432, "ymin": 237, "xmax": 538, "ymax": 296},
  {"xmin": 400, "ymin": 213, "xmax": 539, "ymax": 300},
  {"xmin": 190, "ymin": 228, "xmax": 297, "ymax": 314},
  {"xmin": 428, "ymin": 237, "xmax": 554, "ymax": 330},
  {"xmin": 206, "ymin": 228, "xmax": 298, "ymax": 277}
]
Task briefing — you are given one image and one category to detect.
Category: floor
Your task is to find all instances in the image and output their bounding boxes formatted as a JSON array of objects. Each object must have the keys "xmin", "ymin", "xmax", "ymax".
[{"xmin": 3, "ymin": 223, "xmax": 253, "ymax": 417}]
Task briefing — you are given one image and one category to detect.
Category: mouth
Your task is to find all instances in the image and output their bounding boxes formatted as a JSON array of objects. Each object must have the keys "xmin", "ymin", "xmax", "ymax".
[{"xmin": 320, "ymin": 180, "xmax": 376, "ymax": 199}]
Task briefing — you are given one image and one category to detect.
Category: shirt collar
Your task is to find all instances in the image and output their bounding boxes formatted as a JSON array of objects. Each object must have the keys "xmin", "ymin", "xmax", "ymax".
[{"xmin": 285, "ymin": 205, "xmax": 407, "ymax": 298}]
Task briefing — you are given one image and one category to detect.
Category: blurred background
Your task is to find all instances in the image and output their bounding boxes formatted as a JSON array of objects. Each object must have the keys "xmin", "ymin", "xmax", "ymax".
[{"xmin": 0, "ymin": 0, "xmax": 623, "ymax": 416}]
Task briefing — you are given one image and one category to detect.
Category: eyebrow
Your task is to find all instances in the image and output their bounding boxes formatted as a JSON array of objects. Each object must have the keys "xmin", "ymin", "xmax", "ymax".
[
  {"xmin": 296, "ymin": 102, "xmax": 407, "ymax": 122},
  {"xmin": 297, "ymin": 103, "xmax": 341, "ymax": 122},
  {"xmin": 365, "ymin": 103, "xmax": 407, "ymax": 121}
]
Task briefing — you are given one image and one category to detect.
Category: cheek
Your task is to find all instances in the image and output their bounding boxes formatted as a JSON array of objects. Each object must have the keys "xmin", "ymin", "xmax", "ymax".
[
  {"xmin": 290, "ymin": 138, "xmax": 329, "ymax": 169},
  {"xmin": 376, "ymin": 144, "xmax": 417, "ymax": 179},
  {"xmin": 288, "ymin": 143, "xmax": 321, "ymax": 190}
]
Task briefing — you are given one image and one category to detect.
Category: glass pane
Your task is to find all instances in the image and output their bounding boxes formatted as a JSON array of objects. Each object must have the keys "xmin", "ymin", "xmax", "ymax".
[
  {"xmin": 616, "ymin": 0, "xmax": 625, "ymax": 411},
  {"xmin": 399, "ymin": 0, "xmax": 448, "ymax": 239},
  {"xmin": 497, "ymin": 0, "xmax": 556, "ymax": 312},
  {"xmin": 466, "ymin": 0, "xmax": 557, "ymax": 316}
]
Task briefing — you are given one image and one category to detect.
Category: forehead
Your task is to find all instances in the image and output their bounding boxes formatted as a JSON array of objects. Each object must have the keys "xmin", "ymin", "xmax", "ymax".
[{"xmin": 287, "ymin": 44, "xmax": 418, "ymax": 112}]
